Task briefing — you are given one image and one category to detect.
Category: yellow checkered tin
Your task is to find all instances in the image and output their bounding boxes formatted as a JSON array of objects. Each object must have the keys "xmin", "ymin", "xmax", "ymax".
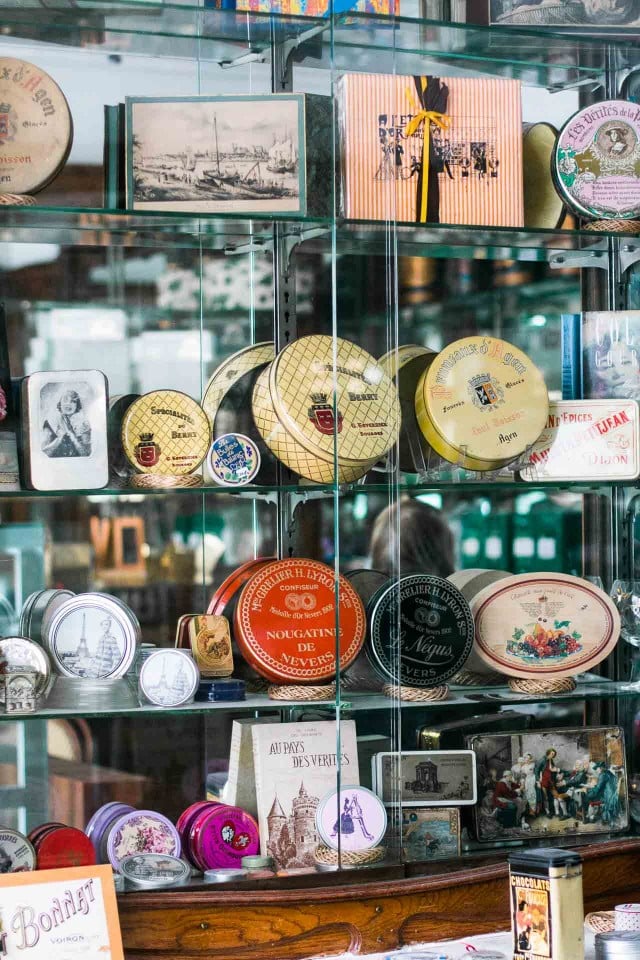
[
  {"xmin": 121, "ymin": 390, "xmax": 210, "ymax": 476},
  {"xmin": 202, "ymin": 342, "xmax": 275, "ymax": 429},
  {"xmin": 415, "ymin": 335, "xmax": 548, "ymax": 472},
  {"xmin": 252, "ymin": 336, "xmax": 400, "ymax": 484}
]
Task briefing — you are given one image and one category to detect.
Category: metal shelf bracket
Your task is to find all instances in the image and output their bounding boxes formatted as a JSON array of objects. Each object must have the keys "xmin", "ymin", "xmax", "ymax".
[{"xmin": 549, "ymin": 246, "xmax": 609, "ymax": 271}]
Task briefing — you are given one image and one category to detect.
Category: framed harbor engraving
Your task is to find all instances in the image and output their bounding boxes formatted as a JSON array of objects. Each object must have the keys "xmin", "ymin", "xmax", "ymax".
[
  {"xmin": 490, "ymin": 0, "xmax": 640, "ymax": 27},
  {"xmin": 467, "ymin": 726, "xmax": 628, "ymax": 842},
  {"xmin": 373, "ymin": 750, "xmax": 477, "ymax": 807},
  {"xmin": 126, "ymin": 95, "xmax": 307, "ymax": 215}
]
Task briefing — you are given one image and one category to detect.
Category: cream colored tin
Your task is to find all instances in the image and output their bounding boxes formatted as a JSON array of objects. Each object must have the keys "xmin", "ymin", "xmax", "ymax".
[
  {"xmin": 252, "ymin": 335, "xmax": 400, "ymax": 484},
  {"xmin": 415, "ymin": 336, "xmax": 549, "ymax": 471},
  {"xmin": 0, "ymin": 58, "xmax": 73, "ymax": 195},
  {"xmin": 202, "ymin": 343, "xmax": 274, "ymax": 428},
  {"xmin": 520, "ymin": 400, "xmax": 640, "ymax": 482},
  {"xmin": 122, "ymin": 391, "xmax": 210, "ymax": 476},
  {"xmin": 447, "ymin": 568, "xmax": 512, "ymax": 675},
  {"xmin": 380, "ymin": 344, "xmax": 438, "ymax": 473},
  {"xmin": 523, "ymin": 122, "xmax": 565, "ymax": 230}
]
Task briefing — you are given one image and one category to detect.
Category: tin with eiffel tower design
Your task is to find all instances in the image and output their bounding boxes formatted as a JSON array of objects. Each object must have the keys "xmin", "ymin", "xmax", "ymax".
[{"xmin": 44, "ymin": 592, "xmax": 140, "ymax": 680}]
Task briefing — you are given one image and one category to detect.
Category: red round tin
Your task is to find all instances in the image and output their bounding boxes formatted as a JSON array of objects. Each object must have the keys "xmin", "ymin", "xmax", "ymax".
[
  {"xmin": 234, "ymin": 558, "xmax": 366, "ymax": 684},
  {"xmin": 206, "ymin": 558, "xmax": 274, "ymax": 619},
  {"xmin": 189, "ymin": 805, "xmax": 259, "ymax": 870},
  {"xmin": 176, "ymin": 801, "xmax": 220, "ymax": 856},
  {"xmin": 35, "ymin": 826, "xmax": 96, "ymax": 869}
]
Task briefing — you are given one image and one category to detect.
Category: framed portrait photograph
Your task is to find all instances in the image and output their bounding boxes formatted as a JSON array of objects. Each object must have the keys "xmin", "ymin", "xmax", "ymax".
[
  {"xmin": 467, "ymin": 726, "xmax": 628, "ymax": 842},
  {"xmin": 400, "ymin": 807, "xmax": 461, "ymax": 863},
  {"xmin": 373, "ymin": 750, "xmax": 477, "ymax": 807},
  {"xmin": 21, "ymin": 370, "xmax": 109, "ymax": 491}
]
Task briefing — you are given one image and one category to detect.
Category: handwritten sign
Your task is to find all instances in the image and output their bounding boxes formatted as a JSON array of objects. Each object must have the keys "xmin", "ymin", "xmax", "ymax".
[{"xmin": 0, "ymin": 864, "xmax": 124, "ymax": 959}]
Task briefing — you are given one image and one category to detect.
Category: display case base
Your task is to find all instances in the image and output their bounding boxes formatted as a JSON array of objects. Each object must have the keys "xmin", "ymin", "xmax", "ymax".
[{"xmin": 118, "ymin": 837, "xmax": 640, "ymax": 960}]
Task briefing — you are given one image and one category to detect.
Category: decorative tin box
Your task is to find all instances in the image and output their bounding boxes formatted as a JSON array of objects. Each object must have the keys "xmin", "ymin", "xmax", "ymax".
[
  {"xmin": 401, "ymin": 807, "xmax": 461, "ymax": 862},
  {"xmin": 121, "ymin": 390, "xmax": 210, "ymax": 477},
  {"xmin": 0, "ymin": 636, "xmax": 50, "ymax": 702},
  {"xmin": 316, "ymin": 785, "xmax": 387, "ymax": 852},
  {"xmin": 139, "ymin": 649, "xmax": 199, "ymax": 707},
  {"xmin": 373, "ymin": 750, "xmax": 477, "ymax": 807},
  {"xmin": 520, "ymin": 400, "xmax": 640, "ymax": 482},
  {"xmin": 467, "ymin": 726, "xmax": 628, "ymax": 842},
  {"xmin": 338, "ymin": 73, "xmax": 523, "ymax": 226},
  {"xmin": 44, "ymin": 593, "xmax": 140, "ymax": 680},
  {"xmin": 126, "ymin": 95, "xmax": 331, "ymax": 217},
  {"xmin": 490, "ymin": 0, "xmax": 640, "ymax": 29},
  {"xmin": 554, "ymin": 100, "xmax": 640, "ymax": 221},
  {"xmin": 188, "ymin": 615, "xmax": 233, "ymax": 678},
  {"xmin": 2, "ymin": 670, "xmax": 37, "ymax": 714},
  {"xmin": 21, "ymin": 370, "xmax": 109, "ymax": 491},
  {"xmin": 0, "ymin": 57, "xmax": 73, "ymax": 195}
]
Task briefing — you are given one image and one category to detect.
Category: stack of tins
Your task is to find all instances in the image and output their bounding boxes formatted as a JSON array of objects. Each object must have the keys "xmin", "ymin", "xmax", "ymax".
[
  {"xmin": 28, "ymin": 822, "xmax": 95, "ymax": 868},
  {"xmin": 177, "ymin": 801, "xmax": 259, "ymax": 870},
  {"xmin": 86, "ymin": 804, "xmax": 180, "ymax": 871}
]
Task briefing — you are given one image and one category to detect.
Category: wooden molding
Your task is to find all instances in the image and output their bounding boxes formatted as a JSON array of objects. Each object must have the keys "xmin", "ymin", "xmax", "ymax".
[{"xmin": 118, "ymin": 837, "xmax": 640, "ymax": 959}]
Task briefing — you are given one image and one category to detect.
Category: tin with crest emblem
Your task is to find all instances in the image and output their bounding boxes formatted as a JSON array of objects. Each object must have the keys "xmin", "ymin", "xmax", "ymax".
[{"xmin": 121, "ymin": 390, "xmax": 210, "ymax": 476}]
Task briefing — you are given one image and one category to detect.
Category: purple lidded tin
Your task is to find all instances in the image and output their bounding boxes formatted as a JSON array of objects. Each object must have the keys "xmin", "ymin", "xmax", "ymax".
[
  {"xmin": 107, "ymin": 810, "xmax": 180, "ymax": 871},
  {"xmin": 85, "ymin": 802, "xmax": 135, "ymax": 861},
  {"xmin": 191, "ymin": 805, "xmax": 259, "ymax": 870},
  {"xmin": 316, "ymin": 785, "xmax": 387, "ymax": 852}
]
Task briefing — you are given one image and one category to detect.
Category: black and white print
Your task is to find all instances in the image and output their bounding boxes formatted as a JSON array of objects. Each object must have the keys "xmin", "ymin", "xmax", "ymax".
[
  {"xmin": 374, "ymin": 751, "xmax": 477, "ymax": 807},
  {"xmin": 39, "ymin": 379, "xmax": 93, "ymax": 459},
  {"xmin": 490, "ymin": 0, "xmax": 640, "ymax": 26}
]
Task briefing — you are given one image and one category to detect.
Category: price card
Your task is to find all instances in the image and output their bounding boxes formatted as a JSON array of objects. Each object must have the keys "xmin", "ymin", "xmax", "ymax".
[{"xmin": 0, "ymin": 864, "xmax": 124, "ymax": 959}]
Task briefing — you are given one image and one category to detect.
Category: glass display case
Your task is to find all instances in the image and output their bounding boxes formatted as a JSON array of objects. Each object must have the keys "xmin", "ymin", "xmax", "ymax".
[{"xmin": 0, "ymin": 1, "xmax": 639, "ymax": 957}]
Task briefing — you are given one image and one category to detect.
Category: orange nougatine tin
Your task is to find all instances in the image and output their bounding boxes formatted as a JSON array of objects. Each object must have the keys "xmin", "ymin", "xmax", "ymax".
[
  {"xmin": 251, "ymin": 335, "xmax": 400, "ymax": 484},
  {"xmin": 206, "ymin": 558, "xmax": 275, "ymax": 620},
  {"xmin": 234, "ymin": 558, "xmax": 366, "ymax": 684}
]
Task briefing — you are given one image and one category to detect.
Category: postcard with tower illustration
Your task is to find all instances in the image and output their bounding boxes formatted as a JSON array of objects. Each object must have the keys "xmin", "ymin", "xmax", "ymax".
[{"xmin": 252, "ymin": 721, "xmax": 359, "ymax": 870}]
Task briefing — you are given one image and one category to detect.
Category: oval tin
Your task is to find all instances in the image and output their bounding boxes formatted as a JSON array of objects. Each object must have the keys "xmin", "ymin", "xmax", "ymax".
[
  {"xmin": 234, "ymin": 558, "xmax": 366, "ymax": 684},
  {"xmin": 139, "ymin": 649, "xmax": 199, "ymax": 707},
  {"xmin": 554, "ymin": 100, "xmax": 640, "ymax": 221},
  {"xmin": 191, "ymin": 805, "xmax": 259, "ymax": 870},
  {"xmin": 0, "ymin": 636, "xmax": 51, "ymax": 700},
  {"xmin": 0, "ymin": 58, "xmax": 73, "ymax": 195},
  {"xmin": 45, "ymin": 593, "xmax": 139, "ymax": 680},
  {"xmin": 0, "ymin": 826, "xmax": 36, "ymax": 872},
  {"xmin": 35, "ymin": 826, "xmax": 96, "ymax": 869},
  {"xmin": 107, "ymin": 810, "xmax": 181, "ymax": 871},
  {"xmin": 316, "ymin": 785, "xmax": 387, "ymax": 852},
  {"xmin": 121, "ymin": 390, "xmax": 211, "ymax": 476},
  {"xmin": 415, "ymin": 336, "xmax": 549, "ymax": 471},
  {"xmin": 207, "ymin": 433, "xmax": 261, "ymax": 487},
  {"xmin": 367, "ymin": 575, "xmax": 474, "ymax": 687},
  {"xmin": 471, "ymin": 572, "xmax": 621, "ymax": 679},
  {"xmin": 120, "ymin": 853, "xmax": 191, "ymax": 887},
  {"xmin": 523, "ymin": 122, "xmax": 565, "ymax": 229}
]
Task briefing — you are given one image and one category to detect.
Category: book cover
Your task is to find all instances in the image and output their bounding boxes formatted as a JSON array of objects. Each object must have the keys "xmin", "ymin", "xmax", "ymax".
[
  {"xmin": 582, "ymin": 310, "xmax": 640, "ymax": 401},
  {"xmin": 252, "ymin": 720, "xmax": 359, "ymax": 870},
  {"xmin": 224, "ymin": 716, "xmax": 277, "ymax": 817}
]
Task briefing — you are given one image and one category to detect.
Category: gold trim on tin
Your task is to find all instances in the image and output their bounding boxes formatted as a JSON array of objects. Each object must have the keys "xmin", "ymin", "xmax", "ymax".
[{"xmin": 202, "ymin": 342, "xmax": 275, "ymax": 428}]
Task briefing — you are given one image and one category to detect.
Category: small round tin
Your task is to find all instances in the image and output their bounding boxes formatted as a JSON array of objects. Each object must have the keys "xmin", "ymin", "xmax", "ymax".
[
  {"xmin": 0, "ymin": 636, "xmax": 51, "ymax": 700},
  {"xmin": 139, "ymin": 649, "xmax": 199, "ymax": 707},
  {"xmin": 0, "ymin": 58, "xmax": 73, "ymax": 195},
  {"xmin": 35, "ymin": 826, "xmax": 96, "ymax": 869},
  {"xmin": 107, "ymin": 810, "xmax": 181, "ymax": 871},
  {"xmin": 252, "ymin": 335, "xmax": 400, "ymax": 484},
  {"xmin": 45, "ymin": 593, "xmax": 140, "ymax": 680},
  {"xmin": 86, "ymin": 802, "xmax": 136, "ymax": 859},
  {"xmin": 554, "ymin": 101, "xmax": 640, "ymax": 221},
  {"xmin": 122, "ymin": 390, "xmax": 211, "ymax": 477},
  {"xmin": 234, "ymin": 558, "xmax": 366, "ymax": 684},
  {"xmin": 203, "ymin": 868, "xmax": 247, "ymax": 883},
  {"xmin": 596, "ymin": 931, "xmax": 640, "ymax": 959},
  {"xmin": 241, "ymin": 855, "xmax": 274, "ymax": 870},
  {"xmin": 523, "ymin": 122, "xmax": 565, "ymax": 229},
  {"xmin": 21, "ymin": 589, "xmax": 75, "ymax": 645},
  {"xmin": 316, "ymin": 785, "xmax": 387, "ymax": 852},
  {"xmin": 190, "ymin": 805, "xmax": 259, "ymax": 870},
  {"xmin": 120, "ymin": 853, "xmax": 191, "ymax": 888},
  {"xmin": 415, "ymin": 335, "xmax": 549, "ymax": 471},
  {"xmin": 616, "ymin": 905, "xmax": 640, "ymax": 932},
  {"xmin": 367, "ymin": 575, "xmax": 474, "ymax": 687},
  {"xmin": 0, "ymin": 825, "xmax": 36, "ymax": 872},
  {"xmin": 108, "ymin": 394, "xmax": 140, "ymax": 479},
  {"xmin": 207, "ymin": 433, "xmax": 261, "ymax": 487}
]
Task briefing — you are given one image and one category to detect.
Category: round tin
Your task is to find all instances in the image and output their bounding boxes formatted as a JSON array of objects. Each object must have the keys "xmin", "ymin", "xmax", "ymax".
[
  {"xmin": 379, "ymin": 345, "xmax": 438, "ymax": 472},
  {"xmin": 207, "ymin": 433, "xmax": 261, "ymax": 487},
  {"xmin": 202, "ymin": 342, "xmax": 274, "ymax": 428},
  {"xmin": 0, "ymin": 825, "xmax": 36, "ymax": 872},
  {"xmin": 107, "ymin": 810, "xmax": 181, "ymax": 871},
  {"xmin": 367, "ymin": 575, "xmax": 474, "ymax": 687},
  {"xmin": 108, "ymin": 394, "xmax": 140, "ymax": 479},
  {"xmin": 45, "ymin": 593, "xmax": 140, "ymax": 680},
  {"xmin": 177, "ymin": 801, "xmax": 219, "ymax": 855},
  {"xmin": 554, "ymin": 101, "xmax": 640, "ymax": 221},
  {"xmin": 139, "ymin": 649, "xmax": 199, "ymax": 707},
  {"xmin": 241, "ymin": 855, "xmax": 274, "ymax": 869},
  {"xmin": 206, "ymin": 558, "xmax": 274, "ymax": 620},
  {"xmin": 447, "ymin": 568, "xmax": 512, "ymax": 675},
  {"xmin": 252, "ymin": 335, "xmax": 400, "ymax": 483},
  {"xmin": 203, "ymin": 868, "xmax": 247, "ymax": 882},
  {"xmin": 86, "ymin": 802, "xmax": 136, "ymax": 857},
  {"xmin": 0, "ymin": 58, "xmax": 73, "ymax": 195},
  {"xmin": 121, "ymin": 390, "xmax": 211, "ymax": 476},
  {"xmin": 234, "ymin": 558, "xmax": 366, "ymax": 684},
  {"xmin": 342, "ymin": 569, "xmax": 388, "ymax": 692},
  {"xmin": 35, "ymin": 826, "xmax": 96, "ymax": 869},
  {"xmin": 316, "ymin": 785, "xmax": 387, "ymax": 852},
  {"xmin": 415, "ymin": 336, "xmax": 549, "ymax": 471},
  {"xmin": 0, "ymin": 636, "xmax": 51, "ymax": 700},
  {"xmin": 119, "ymin": 853, "xmax": 191, "ymax": 887},
  {"xmin": 470, "ymin": 572, "xmax": 621, "ymax": 679},
  {"xmin": 523, "ymin": 122, "xmax": 565, "ymax": 229},
  {"xmin": 596, "ymin": 932, "xmax": 640, "ymax": 959},
  {"xmin": 190, "ymin": 805, "xmax": 259, "ymax": 870},
  {"xmin": 21, "ymin": 589, "xmax": 75, "ymax": 646},
  {"xmin": 616, "ymin": 905, "xmax": 640, "ymax": 932}
]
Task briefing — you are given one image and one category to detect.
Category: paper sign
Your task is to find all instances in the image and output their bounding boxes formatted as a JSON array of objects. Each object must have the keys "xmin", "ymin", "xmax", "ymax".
[{"xmin": 0, "ymin": 864, "xmax": 124, "ymax": 960}]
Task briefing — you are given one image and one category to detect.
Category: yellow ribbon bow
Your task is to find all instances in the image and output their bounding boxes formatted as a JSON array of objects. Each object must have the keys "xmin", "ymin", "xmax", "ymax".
[{"xmin": 404, "ymin": 78, "xmax": 451, "ymax": 223}]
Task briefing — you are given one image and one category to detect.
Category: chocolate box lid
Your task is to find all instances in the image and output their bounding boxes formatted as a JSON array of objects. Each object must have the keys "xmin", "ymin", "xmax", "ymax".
[
  {"xmin": 470, "ymin": 572, "xmax": 620, "ymax": 679},
  {"xmin": 0, "ymin": 57, "xmax": 73, "ymax": 195},
  {"xmin": 415, "ymin": 335, "xmax": 548, "ymax": 470},
  {"xmin": 122, "ymin": 390, "xmax": 210, "ymax": 476}
]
